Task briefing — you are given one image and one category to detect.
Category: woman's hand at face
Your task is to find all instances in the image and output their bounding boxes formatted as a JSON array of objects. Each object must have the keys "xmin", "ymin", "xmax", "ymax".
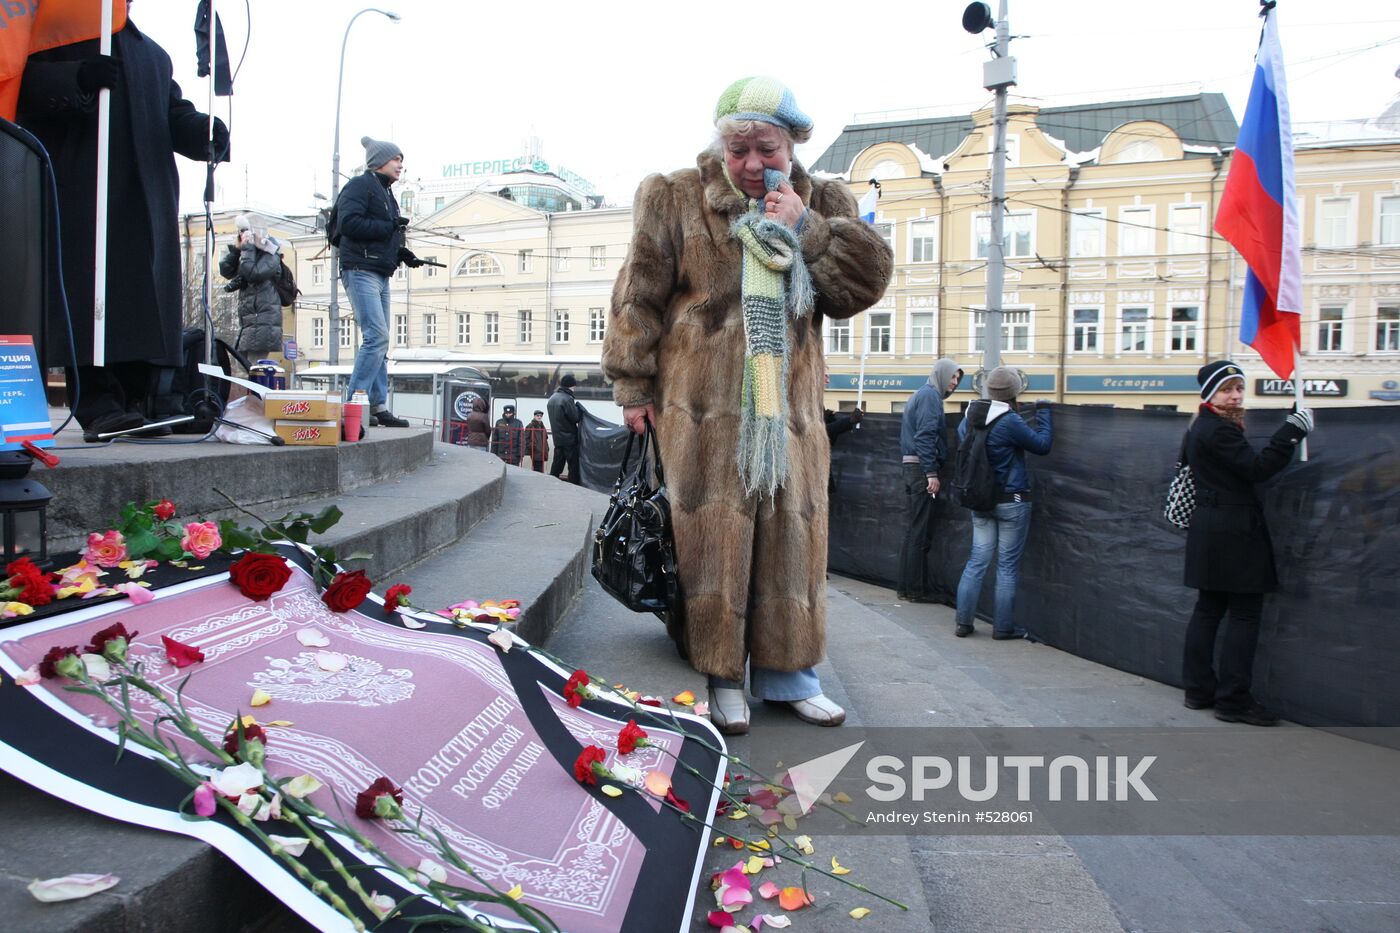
[
  {"xmin": 763, "ymin": 181, "xmax": 804, "ymax": 229},
  {"xmin": 623, "ymin": 403, "xmax": 657, "ymax": 435}
]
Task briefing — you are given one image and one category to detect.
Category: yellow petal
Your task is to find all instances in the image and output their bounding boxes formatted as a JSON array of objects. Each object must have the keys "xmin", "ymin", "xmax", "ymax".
[
  {"xmin": 240, "ymin": 715, "xmax": 258, "ymax": 729},
  {"xmin": 833, "ymin": 791, "xmax": 853, "ymax": 804},
  {"xmin": 600, "ymin": 784, "xmax": 623, "ymax": 798},
  {"xmin": 727, "ymin": 808, "xmax": 748, "ymax": 820},
  {"xmin": 794, "ymin": 834, "xmax": 814, "ymax": 855},
  {"xmin": 830, "ymin": 856, "xmax": 851, "ymax": 875},
  {"xmin": 250, "ymin": 689, "xmax": 273, "ymax": 707},
  {"xmin": 506, "ymin": 884, "xmax": 523, "ymax": 900},
  {"xmin": 672, "ymin": 690, "xmax": 696, "ymax": 706},
  {"xmin": 744, "ymin": 855, "xmax": 766, "ymax": 874},
  {"xmin": 713, "ymin": 836, "xmax": 729, "ymax": 847},
  {"xmin": 850, "ymin": 907, "xmax": 871, "ymax": 919},
  {"xmin": 783, "ymin": 814, "xmax": 798, "ymax": 831},
  {"xmin": 747, "ymin": 839, "xmax": 771, "ymax": 852},
  {"xmin": 265, "ymin": 720, "xmax": 295, "ymax": 727}
]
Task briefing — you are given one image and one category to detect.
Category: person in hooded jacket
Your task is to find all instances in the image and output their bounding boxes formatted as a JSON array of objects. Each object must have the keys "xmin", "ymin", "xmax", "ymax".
[
  {"xmin": 464, "ymin": 396, "xmax": 490, "ymax": 449},
  {"xmin": 218, "ymin": 215, "xmax": 284, "ymax": 356},
  {"xmin": 898, "ymin": 357, "xmax": 963, "ymax": 602},
  {"xmin": 953, "ymin": 367, "xmax": 1052, "ymax": 639},
  {"xmin": 1180, "ymin": 360, "xmax": 1313, "ymax": 727}
]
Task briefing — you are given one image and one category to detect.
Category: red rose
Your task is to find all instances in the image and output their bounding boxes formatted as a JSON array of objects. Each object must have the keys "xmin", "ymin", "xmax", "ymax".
[
  {"xmin": 617, "ymin": 719, "xmax": 648, "ymax": 755},
  {"xmin": 38, "ymin": 645, "xmax": 80, "ymax": 679},
  {"xmin": 223, "ymin": 721, "xmax": 269, "ymax": 759},
  {"xmin": 383, "ymin": 583, "xmax": 412, "ymax": 615},
  {"xmin": 153, "ymin": 499, "xmax": 176, "ymax": 521},
  {"xmin": 573, "ymin": 746, "xmax": 608, "ymax": 785},
  {"xmin": 355, "ymin": 776, "xmax": 404, "ymax": 819},
  {"xmin": 321, "ymin": 570, "xmax": 372, "ymax": 613},
  {"xmin": 563, "ymin": 669, "xmax": 593, "ymax": 708},
  {"xmin": 162, "ymin": 635, "xmax": 205, "ymax": 668},
  {"xmin": 87, "ymin": 623, "xmax": 138, "ymax": 658},
  {"xmin": 228, "ymin": 552, "xmax": 292, "ymax": 601}
]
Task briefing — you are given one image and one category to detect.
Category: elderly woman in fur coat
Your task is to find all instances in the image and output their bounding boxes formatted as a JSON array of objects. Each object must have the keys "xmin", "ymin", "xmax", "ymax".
[{"xmin": 603, "ymin": 77, "xmax": 892, "ymax": 734}]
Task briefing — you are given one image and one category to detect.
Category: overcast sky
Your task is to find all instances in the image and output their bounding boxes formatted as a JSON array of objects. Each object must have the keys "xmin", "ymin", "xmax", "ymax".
[{"xmin": 128, "ymin": 0, "xmax": 1400, "ymax": 216}]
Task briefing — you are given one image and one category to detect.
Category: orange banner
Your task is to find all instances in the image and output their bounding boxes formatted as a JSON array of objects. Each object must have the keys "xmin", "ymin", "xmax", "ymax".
[{"xmin": 1, "ymin": 0, "xmax": 128, "ymax": 121}]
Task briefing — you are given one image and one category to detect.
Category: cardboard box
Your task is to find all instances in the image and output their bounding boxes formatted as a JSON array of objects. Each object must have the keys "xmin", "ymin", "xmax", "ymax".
[
  {"xmin": 264, "ymin": 391, "xmax": 341, "ymax": 422},
  {"xmin": 274, "ymin": 420, "xmax": 340, "ymax": 446}
]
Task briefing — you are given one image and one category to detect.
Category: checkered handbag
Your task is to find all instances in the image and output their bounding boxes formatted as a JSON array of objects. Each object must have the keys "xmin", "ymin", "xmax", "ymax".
[{"xmin": 1162, "ymin": 433, "xmax": 1195, "ymax": 530}]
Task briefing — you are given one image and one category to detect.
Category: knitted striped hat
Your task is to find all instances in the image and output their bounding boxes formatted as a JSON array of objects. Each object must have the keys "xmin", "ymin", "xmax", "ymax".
[
  {"xmin": 714, "ymin": 77, "xmax": 813, "ymax": 136},
  {"xmin": 1198, "ymin": 360, "xmax": 1245, "ymax": 399}
]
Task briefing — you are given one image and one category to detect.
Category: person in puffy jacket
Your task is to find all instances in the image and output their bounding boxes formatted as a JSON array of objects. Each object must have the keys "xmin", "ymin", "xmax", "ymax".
[
  {"xmin": 464, "ymin": 396, "xmax": 490, "ymax": 448},
  {"xmin": 219, "ymin": 215, "xmax": 284, "ymax": 356},
  {"xmin": 952, "ymin": 367, "xmax": 1052, "ymax": 639},
  {"xmin": 1180, "ymin": 360, "xmax": 1313, "ymax": 727}
]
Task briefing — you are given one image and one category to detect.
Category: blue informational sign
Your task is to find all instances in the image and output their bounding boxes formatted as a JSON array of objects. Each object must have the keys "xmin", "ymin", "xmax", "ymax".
[
  {"xmin": 0, "ymin": 335, "xmax": 54, "ymax": 451},
  {"xmin": 1066, "ymin": 374, "xmax": 1200, "ymax": 393},
  {"xmin": 283, "ymin": 339, "xmax": 299, "ymax": 361}
]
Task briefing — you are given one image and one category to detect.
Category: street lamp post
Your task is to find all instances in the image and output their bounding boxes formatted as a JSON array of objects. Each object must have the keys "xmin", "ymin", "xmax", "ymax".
[{"xmin": 328, "ymin": 7, "xmax": 400, "ymax": 366}]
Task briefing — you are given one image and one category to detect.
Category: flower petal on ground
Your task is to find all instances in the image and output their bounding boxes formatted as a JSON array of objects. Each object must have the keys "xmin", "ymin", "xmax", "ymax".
[
  {"xmin": 296, "ymin": 628, "xmax": 331, "ymax": 647},
  {"xmin": 250, "ymin": 688, "xmax": 273, "ymax": 707},
  {"xmin": 831, "ymin": 855, "xmax": 851, "ymax": 875},
  {"xmin": 744, "ymin": 855, "xmax": 767, "ymax": 874},
  {"xmin": 793, "ymin": 834, "xmax": 814, "ymax": 855},
  {"xmin": 400, "ymin": 615, "xmax": 428, "ymax": 629},
  {"xmin": 692, "ymin": 701, "xmax": 709, "ymax": 716},
  {"xmin": 27, "ymin": 874, "xmax": 119, "ymax": 902},
  {"xmin": 850, "ymin": 907, "xmax": 871, "ymax": 919},
  {"xmin": 758, "ymin": 881, "xmax": 780, "ymax": 899},
  {"xmin": 487, "ymin": 628, "xmax": 514, "ymax": 652},
  {"xmin": 211, "ymin": 762, "xmax": 263, "ymax": 798},
  {"xmin": 113, "ymin": 582, "xmax": 155, "ymax": 605},
  {"xmin": 756, "ymin": 915, "xmax": 791, "ymax": 930},
  {"xmin": 282, "ymin": 774, "xmax": 323, "ymax": 799},
  {"xmin": 161, "ymin": 635, "xmax": 205, "ymax": 668},
  {"xmin": 672, "ymin": 689, "xmax": 696, "ymax": 706},
  {"xmin": 778, "ymin": 887, "xmax": 813, "ymax": 911},
  {"xmin": 15, "ymin": 664, "xmax": 41, "ymax": 686},
  {"xmin": 611, "ymin": 764, "xmax": 641, "ymax": 785},
  {"xmin": 600, "ymin": 784, "xmax": 623, "ymax": 798},
  {"xmin": 315, "ymin": 651, "xmax": 347, "ymax": 672},
  {"xmin": 707, "ymin": 911, "xmax": 735, "ymax": 928},
  {"xmin": 506, "ymin": 884, "xmax": 523, "ymax": 900},
  {"xmin": 833, "ymin": 791, "xmax": 853, "ymax": 803},
  {"xmin": 269, "ymin": 834, "xmax": 310, "ymax": 857},
  {"xmin": 643, "ymin": 771, "xmax": 672, "ymax": 797}
]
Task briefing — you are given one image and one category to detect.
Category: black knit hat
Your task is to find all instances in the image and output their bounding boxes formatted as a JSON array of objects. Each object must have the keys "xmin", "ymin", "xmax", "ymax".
[
  {"xmin": 560, "ymin": 373, "xmax": 577, "ymax": 388},
  {"xmin": 1198, "ymin": 360, "xmax": 1245, "ymax": 400}
]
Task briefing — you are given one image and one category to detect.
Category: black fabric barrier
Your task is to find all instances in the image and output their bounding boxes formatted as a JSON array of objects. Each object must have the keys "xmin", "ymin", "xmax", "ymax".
[{"xmin": 580, "ymin": 404, "xmax": 1400, "ymax": 729}]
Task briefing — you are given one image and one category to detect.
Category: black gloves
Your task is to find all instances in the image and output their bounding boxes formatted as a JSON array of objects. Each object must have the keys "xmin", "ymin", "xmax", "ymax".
[
  {"xmin": 394, "ymin": 216, "xmax": 410, "ymax": 229},
  {"xmin": 850, "ymin": 408, "xmax": 864, "ymax": 425},
  {"xmin": 76, "ymin": 55, "xmax": 121, "ymax": 94},
  {"xmin": 398, "ymin": 247, "xmax": 425, "ymax": 268}
]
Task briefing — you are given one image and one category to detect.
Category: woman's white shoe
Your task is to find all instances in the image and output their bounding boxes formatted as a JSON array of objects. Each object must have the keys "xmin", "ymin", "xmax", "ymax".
[
  {"xmin": 708, "ymin": 686, "xmax": 751, "ymax": 735},
  {"xmin": 785, "ymin": 694, "xmax": 846, "ymax": 726}
]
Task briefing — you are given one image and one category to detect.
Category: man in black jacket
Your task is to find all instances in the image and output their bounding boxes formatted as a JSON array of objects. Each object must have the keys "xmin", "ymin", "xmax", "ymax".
[
  {"xmin": 337, "ymin": 136, "xmax": 425, "ymax": 428},
  {"xmin": 547, "ymin": 374, "xmax": 584, "ymax": 484},
  {"xmin": 490, "ymin": 405, "xmax": 524, "ymax": 466}
]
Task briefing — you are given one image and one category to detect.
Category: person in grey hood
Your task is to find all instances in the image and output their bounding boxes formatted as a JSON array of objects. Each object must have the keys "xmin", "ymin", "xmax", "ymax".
[
  {"xmin": 898, "ymin": 357, "xmax": 963, "ymax": 602},
  {"xmin": 952, "ymin": 367, "xmax": 1052, "ymax": 638}
]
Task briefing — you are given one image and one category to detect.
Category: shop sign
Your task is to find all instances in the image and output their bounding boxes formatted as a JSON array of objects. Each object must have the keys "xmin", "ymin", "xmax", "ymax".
[
  {"xmin": 1066, "ymin": 374, "xmax": 1199, "ymax": 393},
  {"xmin": 1371, "ymin": 380, "xmax": 1400, "ymax": 402},
  {"xmin": 1255, "ymin": 378, "xmax": 1346, "ymax": 397},
  {"xmin": 826, "ymin": 373, "xmax": 1055, "ymax": 392}
]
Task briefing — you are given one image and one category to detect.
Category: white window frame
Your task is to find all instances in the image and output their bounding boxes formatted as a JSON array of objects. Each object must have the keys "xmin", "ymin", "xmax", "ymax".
[
  {"xmin": 424, "ymin": 255, "xmax": 439, "ymax": 278},
  {"xmin": 1070, "ymin": 210, "xmax": 1106, "ymax": 258},
  {"xmin": 590, "ymin": 246, "xmax": 606, "ymax": 270},
  {"xmin": 1117, "ymin": 306, "xmax": 1151, "ymax": 354},
  {"xmin": 455, "ymin": 312, "xmax": 470, "ymax": 345},
  {"xmin": 311, "ymin": 263, "xmax": 324, "ymax": 286},
  {"xmin": 312, "ymin": 317, "xmax": 325, "ymax": 348},
  {"xmin": 518, "ymin": 249, "xmax": 533, "ymax": 274},
  {"xmin": 1375, "ymin": 195, "xmax": 1400, "ymax": 247},
  {"xmin": 339, "ymin": 317, "xmax": 353, "ymax": 349},
  {"xmin": 873, "ymin": 222, "xmax": 895, "ymax": 262},
  {"xmin": 457, "ymin": 252, "xmax": 502, "ymax": 276},
  {"xmin": 974, "ymin": 211, "xmax": 1035, "ymax": 259},
  {"xmin": 1376, "ymin": 304, "xmax": 1400, "ymax": 353},
  {"xmin": 909, "ymin": 220, "xmax": 937, "ymax": 263},
  {"xmin": 1069, "ymin": 306, "xmax": 1102, "ymax": 355},
  {"xmin": 824, "ymin": 317, "xmax": 851, "ymax": 355},
  {"xmin": 518, "ymin": 309, "xmax": 533, "ymax": 344},
  {"xmin": 1168, "ymin": 305, "xmax": 1200, "ymax": 353},
  {"xmin": 1168, "ymin": 204, "xmax": 1205, "ymax": 255},
  {"xmin": 423, "ymin": 313, "xmax": 437, "ymax": 345},
  {"xmin": 394, "ymin": 314, "xmax": 409, "ymax": 347},
  {"xmin": 394, "ymin": 266, "xmax": 406, "ymax": 282},
  {"xmin": 1316, "ymin": 195, "xmax": 1356, "ymax": 249},
  {"xmin": 554, "ymin": 308, "xmax": 570, "ymax": 344},
  {"xmin": 1314, "ymin": 304, "xmax": 1347, "ymax": 353},
  {"xmin": 908, "ymin": 310, "xmax": 936, "ymax": 355},
  {"xmin": 865, "ymin": 310, "xmax": 894, "ymax": 355},
  {"xmin": 1117, "ymin": 206, "xmax": 1156, "ymax": 256},
  {"xmin": 433, "ymin": 196, "xmax": 445, "ymax": 213},
  {"xmin": 988, "ymin": 134, "xmax": 1020, "ymax": 168},
  {"xmin": 485, "ymin": 312, "xmax": 500, "ymax": 346},
  {"xmin": 969, "ymin": 307, "xmax": 1033, "ymax": 354},
  {"xmin": 556, "ymin": 247, "xmax": 571, "ymax": 271},
  {"xmin": 588, "ymin": 307, "xmax": 606, "ymax": 342}
]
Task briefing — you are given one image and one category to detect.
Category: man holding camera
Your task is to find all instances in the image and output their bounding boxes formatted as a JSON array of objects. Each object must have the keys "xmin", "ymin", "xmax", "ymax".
[{"xmin": 336, "ymin": 135, "xmax": 425, "ymax": 428}]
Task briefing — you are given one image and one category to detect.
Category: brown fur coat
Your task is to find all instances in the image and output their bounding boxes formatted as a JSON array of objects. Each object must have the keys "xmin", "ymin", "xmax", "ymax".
[{"xmin": 603, "ymin": 151, "xmax": 892, "ymax": 680}]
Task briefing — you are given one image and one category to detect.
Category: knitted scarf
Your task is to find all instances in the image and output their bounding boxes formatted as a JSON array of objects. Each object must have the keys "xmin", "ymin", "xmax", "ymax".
[{"xmin": 726, "ymin": 166, "xmax": 815, "ymax": 498}]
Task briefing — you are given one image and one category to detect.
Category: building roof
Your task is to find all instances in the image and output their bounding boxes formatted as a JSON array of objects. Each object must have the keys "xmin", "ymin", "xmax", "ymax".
[{"xmin": 810, "ymin": 93, "xmax": 1239, "ymax": 175}]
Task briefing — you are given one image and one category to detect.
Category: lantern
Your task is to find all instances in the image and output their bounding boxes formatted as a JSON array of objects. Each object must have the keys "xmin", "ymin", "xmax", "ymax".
[{"xmin": 0, "ymin": 453, "xmax": 51, "ymax": 568}]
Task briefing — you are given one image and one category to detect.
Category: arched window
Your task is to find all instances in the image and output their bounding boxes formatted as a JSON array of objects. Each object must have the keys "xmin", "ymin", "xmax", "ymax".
[
  {"xmin": 456, "ymin": 251, "xmax": 502, "ymax": 276},
  {"xmin": 1110, "ymin": 140, "xmax": 1165, "ymax": 163}
]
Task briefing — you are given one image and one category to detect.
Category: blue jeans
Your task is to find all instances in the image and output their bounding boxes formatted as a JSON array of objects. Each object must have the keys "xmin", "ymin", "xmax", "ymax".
[
  {"xmin": 954, "ymin": 500, "xmax": 1032, "ymax": 634},
  {"xmin": 342, "ymin": 269, "xmax": 390, "ymax": 408},
  {"xmin": 708, "ymin": 665, "xmax": 821, "ymax": 702}
]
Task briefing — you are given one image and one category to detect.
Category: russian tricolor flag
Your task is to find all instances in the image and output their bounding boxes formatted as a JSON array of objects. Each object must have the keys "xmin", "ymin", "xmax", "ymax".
[
  {"xmin": 857, "ymin": 185, "xmax": 878, "ymax": 225},
  {"xmin": 1214, "ymin": 7, "xmax": 1302, "ymax": 379}
]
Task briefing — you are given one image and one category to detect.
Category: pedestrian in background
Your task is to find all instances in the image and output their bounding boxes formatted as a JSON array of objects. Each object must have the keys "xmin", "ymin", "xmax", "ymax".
[
  {"xmin": 1180, "ymin": 361, "xmax": 1313, "ymax": 726},
  {"xmin": 219, "ymin": 214, "xmax": 284, "ymax": 358},
  {"xmin": 547, "ymin": 374, "xmax": 584, "ymax": 484},
  {"xmin": 602, "ymin": 76, "xmax": 892, "ymax": 735},
  {"xmin": 898, "ymin": 358, "xmax": 962, "ymax": 603},
  {"xmin": 952, "ymin": 367, "xmax": 1052, "ymax": 639},
  {"xmin": 824, "ymin": 407, "xmax": 863, "ymax": 494},
  {"xmin": 490, "ymin": 405, "xmax": 524, "ymax": 465},
  {"xmin": 525, "ymin": 410, "xmax": 550, "ymax": 473},
  {"xmin": 464, "ymin": 396, "xmax": 490, "ymax": 449}
]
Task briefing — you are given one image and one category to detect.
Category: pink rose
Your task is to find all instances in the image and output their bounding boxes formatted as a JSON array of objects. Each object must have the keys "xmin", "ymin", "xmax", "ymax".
[
  {"xmin": 84, "ymin": 530, "xmax": 128, "ymax": 568},
  {"xmin": 181, "ymin": 521, "xmax": 222, "ymax": 560}
]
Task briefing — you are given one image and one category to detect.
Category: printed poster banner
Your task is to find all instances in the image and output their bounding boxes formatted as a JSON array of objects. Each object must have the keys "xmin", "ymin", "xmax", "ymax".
[
  {"xmin": 0, "ymin": 548, "xmax": 725, "ymax": 932},
  {"xmin": 0, "ymin": 334, "xmax": 54, "ymax": 451}
]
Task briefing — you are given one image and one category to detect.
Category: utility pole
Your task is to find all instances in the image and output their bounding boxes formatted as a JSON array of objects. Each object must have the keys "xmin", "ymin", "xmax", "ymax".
[{"xmin": 963, "ymin": 1, "xmax": 1017, "ymax": 392}]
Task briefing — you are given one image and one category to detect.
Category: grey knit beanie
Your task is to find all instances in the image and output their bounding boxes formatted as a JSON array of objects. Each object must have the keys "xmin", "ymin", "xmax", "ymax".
[
  {"xmin": 985, "ymin": 366, "xmax": 1023, "ymax": 402},
  {"xmin": 361, "ymin": 135, "xmax": 402, "ymax": 170}
]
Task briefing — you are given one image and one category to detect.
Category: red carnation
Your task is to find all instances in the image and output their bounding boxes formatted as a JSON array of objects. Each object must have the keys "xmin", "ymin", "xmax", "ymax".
[
  {"xmin": 573, "ymin": 746, "xmax": 609, "ymax": 785},
  {"xmin": 665, "ymin": 788, "xmax": 691, "ymax": 813},
  {"xmin": 162, "ymin": 635, "xmax": 205, "ymax": 668},
  {"xmin": 617, "ymin": 719, "xmax": 649, "ymax": 755},
  {"xmin": 38, "ymin": 645, "xmax": 81, "ymax": 679},
  {"xmin": 5, "ymin": 558, "xmax": 54, "ymax": 606},
  {"xmin": 87, "ymin": 623, "xmax": 138, "ymax": 661},
  {"xmin": 223, "ymin": 721, "xmax": 269, "ymax": 760},
  {"xmin": 153, "ymin": 499, "xmax": 176, "ymax": 521},
  {"xmin": 228, "ymin": 552, "xmax": 292, "ymax": 601},
  {"xmin": 563, "ymin": 669, "xmax": 594, "ymax": 708},
  {"xmin": 355, "ymin": 776, "xmax": 404, "ymax": 820},
  {"xmin": 321, "ymin": 570, "xmax": 372, "ymax": 613},
  {"xmin": 383, "ymin": 583, "xmax": 412, "ymax": 615}
]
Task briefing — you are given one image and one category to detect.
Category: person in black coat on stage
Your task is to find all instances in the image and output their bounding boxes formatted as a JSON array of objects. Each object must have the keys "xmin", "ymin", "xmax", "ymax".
[
  {"xmin": 18, "ymin": 14, "xmax": 229, "ymax": 441},
  {"xmin": 1181, "ymin": 360, "xmax": 1314, "ymax": 726}
]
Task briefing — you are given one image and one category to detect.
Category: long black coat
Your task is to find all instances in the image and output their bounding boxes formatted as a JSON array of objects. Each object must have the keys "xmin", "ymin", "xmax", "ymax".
[
  {"xmin": 18, "ymin": 22, "xmax": 220, "ymax": 367},
  {"xmin": 1182, "ymin": 406, "xmax": 1304, "ymax": 593}
]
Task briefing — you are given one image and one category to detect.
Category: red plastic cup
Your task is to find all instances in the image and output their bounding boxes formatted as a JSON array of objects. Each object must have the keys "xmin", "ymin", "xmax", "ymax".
[{"xmin": 343, "ymin": 402, "xmax": 363, "ymax": 442}]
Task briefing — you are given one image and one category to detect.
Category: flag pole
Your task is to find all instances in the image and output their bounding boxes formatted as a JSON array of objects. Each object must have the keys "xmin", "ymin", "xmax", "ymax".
[
  {"xmin": 92, "ymin": 0, "xmax": 114, "ymax": 367},
  {"xmin": 1292, "ymin": 344, "xmax": 1308, "ymax": 462}
]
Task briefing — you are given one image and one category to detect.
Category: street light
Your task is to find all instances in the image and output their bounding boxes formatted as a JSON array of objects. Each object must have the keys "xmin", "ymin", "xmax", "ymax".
[{"xmin": 328, "ymin": 7, "xmax": 400, "ymax": 366}]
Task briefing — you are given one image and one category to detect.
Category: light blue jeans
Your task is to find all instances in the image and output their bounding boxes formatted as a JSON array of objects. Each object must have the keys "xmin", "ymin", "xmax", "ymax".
[
  {"xmin": 954, "ymin": 500, "xmax": 1032, "ymax": 635},
  {"xmin": 709, "ymin": 665, "xmax": 821, "ymax": 702},
  {"xmin": 342, "ymin": 269, "xmax": 390, "ymax": 409}
]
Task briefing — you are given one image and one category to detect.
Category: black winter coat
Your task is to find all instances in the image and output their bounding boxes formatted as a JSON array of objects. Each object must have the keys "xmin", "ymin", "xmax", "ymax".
[
  {"xmin": 18, "ymin": 22, "xmax": 224, "ymax": 367},
  {"xmin": 336, "ymin": 170, "xmax": 404, "ymax": 278},
  {"xmin": 547, "ymin": 387, "xmax": 583, "ymax": 446},
  {"xmin": 1182, "ymin": 405, "xmax": 1304, "ymax": 593},
  {"xmin": 490, "ymin": 417, "xmax": 524, "ymax": 462},
  {"xmin": 218, "ymin": 244, "xmax": 283, "ymax": 354}
]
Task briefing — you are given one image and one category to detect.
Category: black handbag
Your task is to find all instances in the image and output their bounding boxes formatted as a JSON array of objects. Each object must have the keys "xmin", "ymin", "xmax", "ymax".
[{"xmin": 591, "ymin": 421, "xmax": 684, "ymax": 649}]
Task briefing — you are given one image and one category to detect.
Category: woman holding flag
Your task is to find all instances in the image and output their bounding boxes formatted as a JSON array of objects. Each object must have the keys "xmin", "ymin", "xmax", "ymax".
[{"xmin": 1180, "ymin": 360, "xmax": 1313, "ymax": 727}]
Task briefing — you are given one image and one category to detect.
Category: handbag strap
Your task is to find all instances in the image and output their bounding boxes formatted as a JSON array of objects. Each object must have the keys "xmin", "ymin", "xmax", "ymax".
[
  {"xmin": 1177, "ymin": 430, "xmax": 1190, "ymax": 467},
  {"xmin": 645, "ymin": 418, "xmax": 666, "ymax": 487}
]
